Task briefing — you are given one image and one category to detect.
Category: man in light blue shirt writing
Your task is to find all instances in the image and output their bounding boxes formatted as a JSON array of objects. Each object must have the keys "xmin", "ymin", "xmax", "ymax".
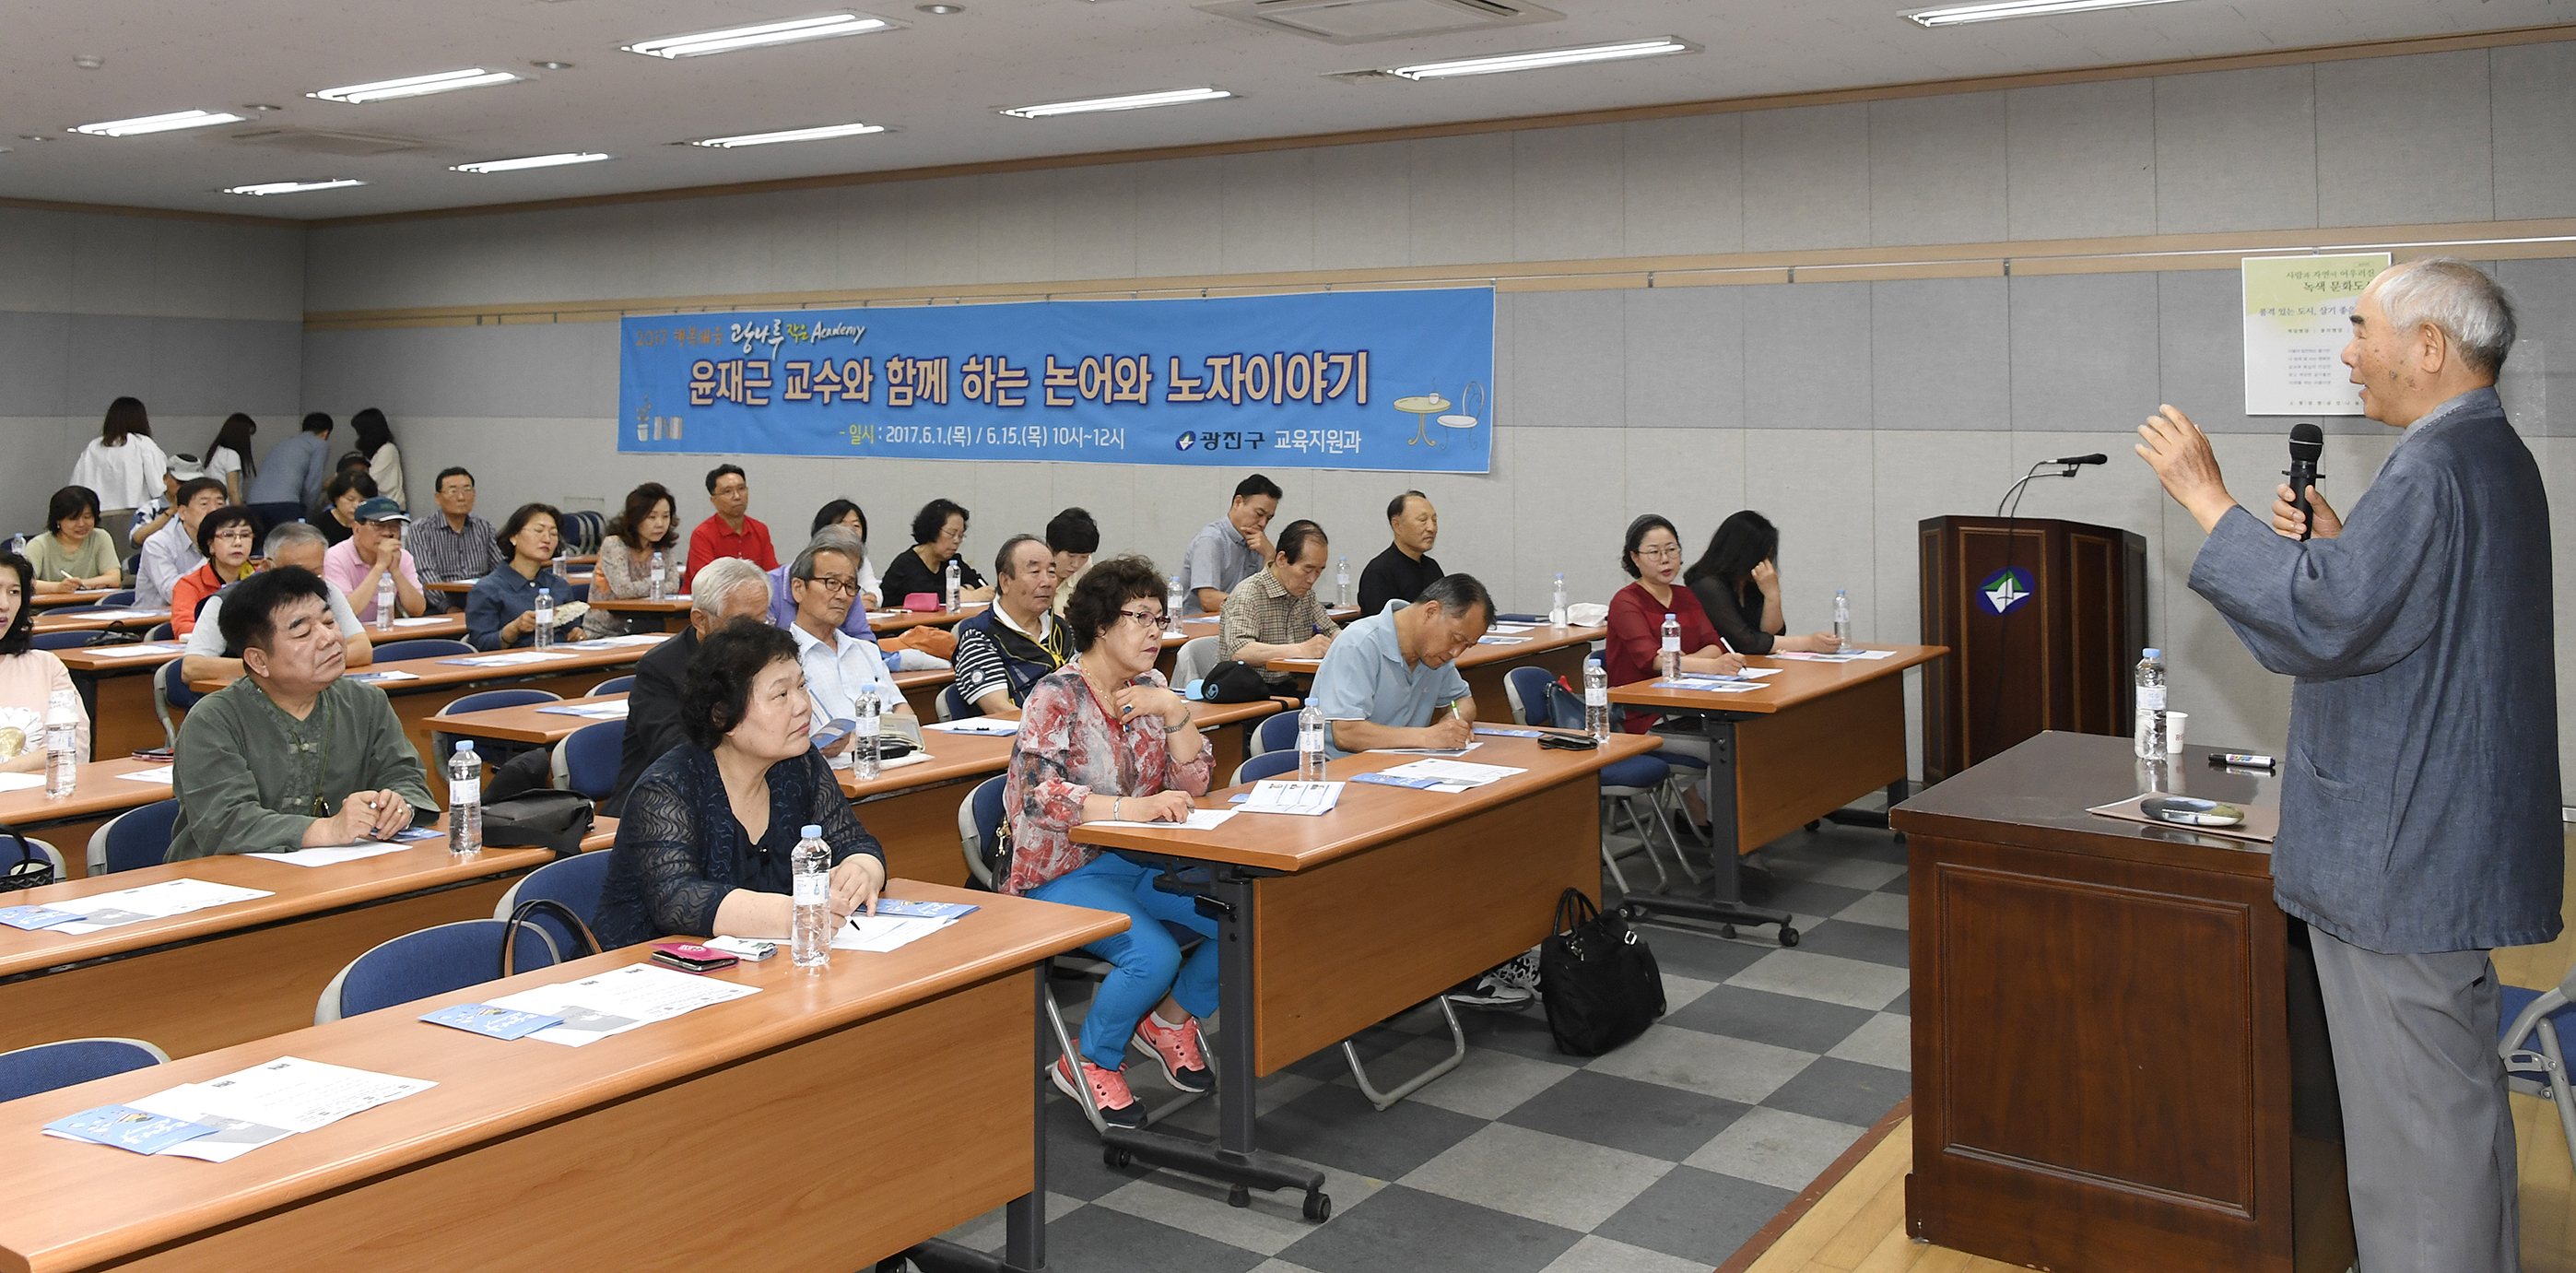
[{"xmin": 1310, "ymin": 573, "xmax": 1491, "ymax": 759}]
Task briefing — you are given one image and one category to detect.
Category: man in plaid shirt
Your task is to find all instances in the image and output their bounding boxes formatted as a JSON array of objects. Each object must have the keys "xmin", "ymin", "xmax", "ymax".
[{"xmin": 1217, "ymin": 519, "xmax": 1340, "ymax": 685}]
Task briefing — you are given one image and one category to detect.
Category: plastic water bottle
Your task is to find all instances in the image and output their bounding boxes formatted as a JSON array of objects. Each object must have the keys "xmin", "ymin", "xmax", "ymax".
[
  {"xmin": 943, "ymin": 557, "xmax": 961, "ymax": 610},
  {"xmin": 1583, "ymin": 661, "xmax": 1610, "ymax": 739},
  {"xmin": 374, "ymin": 573, "xmax": 395, "ymax": 631},
  {"xmin": 2134, "ymin": 648, "xmax": 2167, "ymax": 759},
  {"xmin": 853, "ymin": 694, "xmax": 882, "ymax": 781},
  {"xmin": 1549, "ymin": 574, "xmax": 1568, "ymax": 630},
  {"xmin": 1833, "ymin": 590, "xmax": 1853, "ymax": 653},
  {"xmin": 42, "ymin": 691, "xmax": 77, "ymax": 799},
  {"xmin": 446, "ymin": 741, "xmax": 481, "ymax": 855},
  {"xmin": 1335, "ymin": 558, "xmax": 1350, "ymax": 607},
  {"xmin": 1658, "ymin": 613, "xmax": 1681, "ymax": 680},
  {"xmin": 791, "ymin": 824, "xmax": 831, "ymax": 970},
  {"xmin": 1166, "ymin": 574, "xmax": 1184, "ymax": 624},
  {"xmin": 533, "ymin": 587, "xmax": 554, "ymax": 649},
  {"xmin": 649, "ymin": 550, "xmax": 666, "ymax": 602},
  {"xmin": 1297, "ymin": 701, "xmax": 1326, "ymax": 781}
]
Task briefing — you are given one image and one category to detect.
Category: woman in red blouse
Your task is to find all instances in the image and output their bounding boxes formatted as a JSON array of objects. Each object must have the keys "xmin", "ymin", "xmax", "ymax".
[
  {"xmin": 1605, "ymin": 513, "xmax": 1745, "ymax": 826},
  {"xmin": 1000, "ymin": 555, "xmax": 1216, "ymax": 1128}
]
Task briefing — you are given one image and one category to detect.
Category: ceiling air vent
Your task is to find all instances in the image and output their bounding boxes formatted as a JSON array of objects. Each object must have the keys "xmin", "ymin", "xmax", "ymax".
[
  {"xmin": 221, "ymin": 127, "xmax": 434, "ymax": 158},
  {"xmin": 1196, "ymin": 0, "xmax": 1562, "ymax": 45}
]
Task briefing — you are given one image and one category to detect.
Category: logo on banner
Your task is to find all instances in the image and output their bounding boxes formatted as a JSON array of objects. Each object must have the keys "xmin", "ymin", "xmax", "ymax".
[
  {"xmin": 1175, "ymin": 432, "xmax": 1196, "ymax": 452},
  {"xmin": 1977, "ymin": 567, "xmax": 2034, "ymax": 616}
]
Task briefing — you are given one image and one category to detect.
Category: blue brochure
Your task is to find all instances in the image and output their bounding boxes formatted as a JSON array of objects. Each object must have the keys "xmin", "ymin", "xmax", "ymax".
[
  {"xmin": 871, "ymin": 899, "xmax": 979, "ymax": 920},
  {"xmin": 46, "ymin": 1106, "xmax": 222, "ymax": 1154},
  {"xmin": 1350, "ymin": 772, "xmax": 1453, "ymax": 790},
  {"xmin": 0, "ymin": 905, "xmax": 82, "ymax": 931},
  {"xmin": 1471, "ymin": 726, "xmax": 1544, "ymax": 738},
  {"xmin": 419, "ymin": 1004, "xmax": 566, "ymax": 1041}
]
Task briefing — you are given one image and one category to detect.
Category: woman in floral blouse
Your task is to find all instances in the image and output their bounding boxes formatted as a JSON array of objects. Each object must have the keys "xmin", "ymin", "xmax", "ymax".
[{"xmin": 1001, "ymin": 554, "xmax": 1214, "ymax": 1127}]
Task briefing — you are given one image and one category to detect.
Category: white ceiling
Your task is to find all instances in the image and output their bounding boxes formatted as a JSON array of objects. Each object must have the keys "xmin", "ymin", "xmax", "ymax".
[{"xmin": 0, "ymin": 0, "xmax": 2562, "ymax": 221}]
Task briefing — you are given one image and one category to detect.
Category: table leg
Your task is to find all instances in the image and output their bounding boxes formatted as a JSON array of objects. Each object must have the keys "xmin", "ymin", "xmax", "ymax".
[{"xmin": 1616, "ymin": 713, "xmax": 1800, "ymax": 946}]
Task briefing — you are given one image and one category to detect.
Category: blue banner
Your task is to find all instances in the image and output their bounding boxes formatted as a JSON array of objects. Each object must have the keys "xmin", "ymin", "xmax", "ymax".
[{"xmin": 618, "ymin": 288, "xmax": 1493, "ymax": 473}]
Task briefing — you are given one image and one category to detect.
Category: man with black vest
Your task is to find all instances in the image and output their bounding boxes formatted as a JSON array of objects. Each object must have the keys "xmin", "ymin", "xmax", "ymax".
[{"xmin": 950, "ymin": 535, "xmax": 1071, "ymax": 720}]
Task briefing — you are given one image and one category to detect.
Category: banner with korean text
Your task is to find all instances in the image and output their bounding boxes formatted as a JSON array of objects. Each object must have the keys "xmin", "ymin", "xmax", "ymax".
[{"xmin": 619, "ymin": 288, "xmax": 1495, "ymax": 473}]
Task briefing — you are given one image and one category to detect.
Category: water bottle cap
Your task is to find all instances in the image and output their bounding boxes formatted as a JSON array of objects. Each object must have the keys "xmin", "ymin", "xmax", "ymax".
[
  {"xmin": 801, "ymin": 824, "xmax": 823, "ymax": 839},
  {"xmin": 454, "ymin": 739, "xmax": 475, "ymax": 753},
  {"xmin": 2142, "ymin": 648, "xmax": 2160, "ymax": 659}
]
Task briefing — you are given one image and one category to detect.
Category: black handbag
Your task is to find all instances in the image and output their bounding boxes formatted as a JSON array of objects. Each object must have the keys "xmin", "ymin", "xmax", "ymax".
[
  {"xmin": 1538, "ymin": 887, "xmax": 1665, "ymax": 1056},
  {"xmin": 500, "ymin": 897, "xmax": 601, "ymax": 976},
  {"xmin": 1, "ymin": 822, "xmax": 56, "ymax": 894},
  {"xmin": 480, "ymin": 790, "xmax": 596, "ymax": 860}
]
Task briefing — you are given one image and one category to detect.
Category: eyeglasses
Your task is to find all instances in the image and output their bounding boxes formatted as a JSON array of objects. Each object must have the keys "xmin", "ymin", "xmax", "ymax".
[
  {"xmin": 1119, "ymin": 607, "xmax": 1169, "ymax": 630},
  {"xmin": 1636, "ymin": 545, "xmax": 1682, "ymax": 560},
  {"xmin": 811, "ymin": 575, "xmax": 859, "ymax": 596},
  {"xmin": 211, "ymin": 528, "xmax": 256, "ymax": 542}
]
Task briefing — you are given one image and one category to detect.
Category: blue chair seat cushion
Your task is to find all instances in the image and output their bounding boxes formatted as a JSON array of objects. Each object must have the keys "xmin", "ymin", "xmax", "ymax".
[
  {"xmin": 1598, "ymin": 755, "xmax": 1671, "ymax": 788},
  {"xmin": 2500, "ymin": 985, "xmax": 2576, "ymax": 1044}
]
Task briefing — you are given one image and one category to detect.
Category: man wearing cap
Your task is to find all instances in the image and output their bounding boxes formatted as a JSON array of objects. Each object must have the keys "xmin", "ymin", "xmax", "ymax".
[
  {"xmin": 128, "ymin": 453, "xmax": 208, "ymax": 554},
  {"xmin": 322, "ymin": 496, "xmax": 425, "ymax": 627}
]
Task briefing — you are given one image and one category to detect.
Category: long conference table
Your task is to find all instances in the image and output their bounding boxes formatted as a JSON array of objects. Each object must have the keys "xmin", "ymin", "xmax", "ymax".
[
  {"xmin": 0, "ymin": 760, "xmax": 179, "ymax": 879},
  {"xmin": 0, "ymin": 880, "xmax": 1123, "ymax": 1273},
  {"xmin": 1071, "ymin": 730, "xmax": 1660, "ymax": 1218},
  {"xmin": 1263, "ymin": 622, "xmax": 1606, "ymax": 725}
]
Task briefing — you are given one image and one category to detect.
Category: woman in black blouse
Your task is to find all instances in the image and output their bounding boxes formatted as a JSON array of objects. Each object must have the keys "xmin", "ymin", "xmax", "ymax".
[
  {"xmin": 876, "ymin": 498, "xmax": 994, "ymax": 608},
  {"xmin": 595, "ymin": 618, "xmax": 887, "ymax": 948},
  {"xmin": 1682, "ymin": 511, "xmax": 1840, "ymax": 656}
]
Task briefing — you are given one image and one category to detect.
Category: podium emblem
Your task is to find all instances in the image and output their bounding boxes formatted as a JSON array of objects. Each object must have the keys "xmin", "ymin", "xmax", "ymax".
[{"xmin": 1976, "ymin": 567, "xmax": 2034, "ymax": 616}]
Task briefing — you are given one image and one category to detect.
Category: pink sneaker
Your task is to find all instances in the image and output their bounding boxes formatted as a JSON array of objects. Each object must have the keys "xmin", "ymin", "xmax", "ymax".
[
  {"xmin": 1133, "ymin": 1013, "xmax": 1213, "ymax": 1093},
  {"xmin": 1053, "ymin": 1053, "xmax": 1146, "ymax": 1128}
]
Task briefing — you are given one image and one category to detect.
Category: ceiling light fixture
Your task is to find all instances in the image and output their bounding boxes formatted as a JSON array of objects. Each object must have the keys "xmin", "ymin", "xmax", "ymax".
[
  {"xmin": 452, "ymin": 151, "xmax": 612, "ymax": 172},
  {"xmin": 623, "ymin": 13, "xmax": 896, "ymax": 59},
  {"xmin": 1382, "ymin": 36, "xmax": 1698, "ymax": 80},
  {"xmin": 1907, "ymin": 0, "xmax": 2190, "ymax": 27},
  {"xmin": 916, "ymin": 3, "xmax": 963, "ymax": 12},
  {"xmin": 690, "ymin": 121, "xmax": 888, "ymax": 147},
  {"xmin": 999, "ymin": 86, "xmax": 1234, "ymax": 119},
  {"xmin": 71, "ymin": 109, "xmax": 247, "ymax": 136},
  {"xmin": 531, "ymin": 60, "xmax": 576, "ymax": 70},
  {"xmin": 310, "ymin": 68, "xmax": 523, "ymax": 104},
  {"xmin": 224, "ymin": 178, "xmax": 366, "ymax": 195}
]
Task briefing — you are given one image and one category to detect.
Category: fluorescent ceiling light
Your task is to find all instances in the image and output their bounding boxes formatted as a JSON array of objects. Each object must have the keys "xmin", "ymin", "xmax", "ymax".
[
  {"xmin": 452, "ymin": 151, "xmax": 613, "ymax": 173},
  {"xmin": 1384, "ymin": 37, "xmax": 1699, "ymax": 80},
  {"xmin": 624, "ymin": 13, "xmax": 894, "ymax": 58},
  {"xmin": 311, "ymin": 68, "xmax": 523, "ymax": 104},
  {"xmin": 71, "ymin": 110, "xmax": 246, "ymax": 136},
  {"xmin": 999, "ymin": 87, "xmax": 1234, "ymax": 119},
  {"xmin": 223, "ymin": 178, "xmax": 366, "ymax": 195},
  {"xmin": 691, "ymin": 121, "xmax": 888, "ymax": 147},
  {"xmin": 1908, "ymin": 0, "xmax": 2189, "ymax": 27}
]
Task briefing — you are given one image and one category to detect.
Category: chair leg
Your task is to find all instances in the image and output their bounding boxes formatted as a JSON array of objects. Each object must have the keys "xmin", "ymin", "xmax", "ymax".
[
  {"xmin": 1042, "ymin": 977, "xmax": 1109, "ymax": 1135},
  {"xmin": 1597, "ymin": 801, "xmax": 1632, "ymax": 894},
  {"xmin": 1643, "ymin": 788, "xmax": 1697, "ymax": 883},
  {"xmin": 1617, "ymin": 797, "xmax": 1671, "ymax": 890},
  {"xmin": 1341, "ymin": 996, "xmax": 1467, "ymax": 1112},
  {"xmin": 2543, "ymin": 1023, "xmax": 2576, "ymax": 1166}
]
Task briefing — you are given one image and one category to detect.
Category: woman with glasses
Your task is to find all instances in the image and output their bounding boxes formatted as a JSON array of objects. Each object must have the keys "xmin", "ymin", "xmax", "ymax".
[
  {"xmin": 1605, "ymin": 514, "xmax": 1745, "ymax": 828},
  {"xmin": 169, "ymin": 506, "xmax": 263, "ymax": 635},
  {"xmin": 998, "ymin": 555, "xmax": 1215, "ymax": 1128},
  {"xmin": 877, "ymin": 498, "xmax": 994, "ymax": 609}
]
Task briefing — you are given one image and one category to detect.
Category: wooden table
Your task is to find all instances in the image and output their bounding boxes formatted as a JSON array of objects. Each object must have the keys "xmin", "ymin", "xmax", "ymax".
[
  {"xmin": 586, "ymin": 595, "xmax": 690, "ymax": 631},
  {"xmin": 26, "ymin": 590, "xmax": 117, "ymax": 609},
  {"xmin": 0, "ymin": 880, "xmax": 1123, "ymax": 1273},
  {"xmin": 1891, "ymin": 733, "xmax": 2354, "ymax": 1273},
  {"xmin": 0, "ymin": 842, "xmax": 551, "ymax": 1059},
  {"xmin": 1264, "ymin": 623, "xmax": 1605, "ymax": 725},
  {"xmin": 0, "ymin": 760, "xmax": 177, "ymax": 879},
  {"xmin": 31, "ymin": 608, "xmax": 168, "ymax": 635},
  {"xmin": 865, "ymin": 604, "xmax": 984, "ymax": 634},
  {"xmin": 1071, "ymin": 732, "xmax": 1660, "ymax": 1217}
]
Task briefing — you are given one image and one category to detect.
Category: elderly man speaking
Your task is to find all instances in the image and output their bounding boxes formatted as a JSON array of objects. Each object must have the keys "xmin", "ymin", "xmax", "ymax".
[{"xmin": 2136, "ymin": 256, "xmax": 2559, "ymax": 1272}]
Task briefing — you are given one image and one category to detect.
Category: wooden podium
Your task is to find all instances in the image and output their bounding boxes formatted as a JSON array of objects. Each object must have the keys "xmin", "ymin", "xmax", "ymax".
[{"xmin": 1918, "ymin": 515, "xmax": 2146, "ymax": 784}]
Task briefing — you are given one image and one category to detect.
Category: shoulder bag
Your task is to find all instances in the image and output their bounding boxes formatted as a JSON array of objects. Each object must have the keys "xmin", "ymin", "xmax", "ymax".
[{"xmin": 1538, "ymin": 887, "xmax": 1665, "ymax": 1056}]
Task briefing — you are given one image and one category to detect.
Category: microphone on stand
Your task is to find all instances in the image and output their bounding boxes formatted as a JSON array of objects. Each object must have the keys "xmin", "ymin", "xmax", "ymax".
[
  {"xmin": 1995, "ymin": 454, "xmax": 2104, "ymax": 517},
  {"xmin": 2285, "ymin": 424, "xmax": 2324, "ymax": 542},
  {"xmin": 2052, "ymin": 454, "xmax": 2109, "ymax": 467}
]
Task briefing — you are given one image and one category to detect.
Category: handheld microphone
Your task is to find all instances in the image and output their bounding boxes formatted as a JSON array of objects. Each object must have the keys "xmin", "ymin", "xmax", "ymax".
[
  {"xmin": 2285, "ymin": 423, "xmax": 2324, "ymax": 542},
  {"xmin": 2051, "ymin": 454, "xmax": 2109, "ymax": 466}
]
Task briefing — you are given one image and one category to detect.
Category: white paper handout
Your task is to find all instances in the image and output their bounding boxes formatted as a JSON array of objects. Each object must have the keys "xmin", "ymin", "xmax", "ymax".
[
  {"xmin": 45, "ymin": 878, "xmax": 275, "ymax": 935},
  {"xmin": 243, "ymin": 843, "xmax": 414, "ymax": 867},
  {"xmin": 187, "ymin": 1056, "xmax": 437, "ymax": 1134},
  {"xmin": 1377, "ymin": 758, "xmax": 1527, "ymax": 790},
  {"xmin": 1087, "ymin": 807, "xmax": 1239, "ymax": 831},
  {"xmin": 124, "ymin": 1083, "xmax": 299, "ymax": 1162},
  {"xmin": 1369, "ymin": 741, "xmax": 1483, "ymax": 757},
  {"xmin": 1238, "ymin": 780, "xmax": 1343, "ymax": 816},
  {"xmin": 115, "ymin": 765, "xmax": 177, "ymax": 784},
  {"xmin": 486, "ymin": 961, "xmax": 761, "ymax": 1047},
  {"xmin": 389, "ymin": 616, "xmax": 449, "ymax": 628},
  {"xmin": 924, "ymin": 718, "xmax": 1020, "ymax": 736},
  {"xmin": 0, "ymin": 773, "xmax": 44, "ymax": 793},
  {"xmin": 88, "ymin": 643, "xmax": 183, "ymax": 659},
  {"xmin": 536, "ymin": 701, "xmax": 631, "ymax": 719},
  {"xmin": 835, "ymin": 913, "xmax": 955, "ymax": 951},
  {"xmin": 452, "ymin": 651, "xmax": 575, "ymax": 667}
]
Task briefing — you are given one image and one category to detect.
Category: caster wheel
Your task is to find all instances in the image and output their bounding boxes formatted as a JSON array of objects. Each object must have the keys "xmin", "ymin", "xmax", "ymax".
[
  {"xmin": 1618, "ymin": 903, "xmax": 1647, "ymax": 923},
  {"xmin": 1805, "ymin": 819, "xmax": 1821, "ymax": 832},
  {"xmin": 1103, "ymin": 1146, "xmax": 1131, "ymax": 1170},
  {"xmin": 1228, "ymin": 1185, "xmax": 1252, "ymax": 1208},
  {"xmin": 1719, "ymin": 924, "xmax": 1738, "ymax": 939},
  {"xmin": 1780, "ymin": 926, "xmax": 1801, "ymax": 948},
  {"xmin": 1892, "ymin": 831, "xmax": 1908, "ymax": 846},
  {"xmin": 1304, "ymin": 1191, "xmax": 1333, "ymax": 1221}
]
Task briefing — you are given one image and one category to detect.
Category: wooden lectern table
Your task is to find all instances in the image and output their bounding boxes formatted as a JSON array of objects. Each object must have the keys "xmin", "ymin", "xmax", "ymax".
[{"xmin": 1892, "ymin": 732, "xmax": 2353, "ymax": 1273}]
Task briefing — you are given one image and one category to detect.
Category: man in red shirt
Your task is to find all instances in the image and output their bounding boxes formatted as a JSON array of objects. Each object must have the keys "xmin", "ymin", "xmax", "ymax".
[{"xmin": 682, "ymin": 464, "xmax": 777, "ymax": 591}]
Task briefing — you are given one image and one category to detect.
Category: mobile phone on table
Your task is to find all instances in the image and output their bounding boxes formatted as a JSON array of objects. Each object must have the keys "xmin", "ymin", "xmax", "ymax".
[
  {"xmin": 1538, "ymin": 733, "xmax": 1600, "ymax": 751},
  {"xmin": 650, "ymin": 942, "xmax": 740, "ymax": 973}
]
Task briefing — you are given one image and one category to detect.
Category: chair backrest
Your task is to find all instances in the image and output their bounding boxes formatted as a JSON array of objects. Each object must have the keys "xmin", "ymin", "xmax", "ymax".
[
  {"xmin": 493, "ymin": 850, "xmax": 616, "ymax": 954},
  {"xmin": 0, "ymin": 1038, "xmax": 169, "ymax": 1103},
  {"xmin": 317, "ymin": 919, "xmax": 560, "ymax": 1024},
  {"xmin": 957, "ymin": 774, "xmax": 1008, "ymax": 890},
  {"xmin": 88, "ymin": 799, "xmax": 182, "ymax": 875},
  {"xmin": 1504, "ymin": 665, "xmax": 1556, "ymax": 729},
  {"xmin": 442, "ymin": 688, "xmax": 563, "ymax": 716},
  {"xmin": 146, "ymin": 622, "xmax": 174, "ymax": 641},
  {"xmin": 12, "ymin": 836, "xmax": 66, "ymax": 879},
  {"xmin": 371, "ymin": 638, "xmax": 474, "ymax": 663},
  {"xmin": 561, "ymin": 719, "xmax": 626, "ymax": 801},
  {"xmin": 1172, "ymin": 635, "xmax": 1220, "ymax": 687},
  {"xmin": 101, "ymin": 590, "xmax": 136, "ymax": 607},
  {"xmin": 1252, "ymin": 707, "xmax": 1301, "ymax": 758},
  {"xmin": 30, "ymin": 631, "xmax": 90, "ymax": 651},
  {"xmin": 588, "ymin": 675, "xmax": 635, "ymax": 697},
  {"xmin": 1232, "ymin": 750, "xmax": 1300, "ymax": 786},
  {"xmin": 937, "ymin": 682, "xmax": 981, "ymax": 722}
]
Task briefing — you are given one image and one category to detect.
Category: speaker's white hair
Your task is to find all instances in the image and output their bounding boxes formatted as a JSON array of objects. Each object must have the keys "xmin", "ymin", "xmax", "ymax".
[{"xmin": 2374, "ymin": 256, "xmax": 2516, "ymax": 376}]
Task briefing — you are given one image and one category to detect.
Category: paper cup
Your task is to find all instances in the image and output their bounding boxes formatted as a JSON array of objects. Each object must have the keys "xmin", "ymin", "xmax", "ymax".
[{"xmin": 2163, "ymin": 711, "xmax": 2188, "ymax": 753}]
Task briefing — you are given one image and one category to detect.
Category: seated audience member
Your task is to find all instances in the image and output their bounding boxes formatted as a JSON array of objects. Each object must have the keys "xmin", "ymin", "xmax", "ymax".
[
  {"xmin": 1218, "ymin": 518, "xmax": 1339, "ymax": 684},
  {"xmin": 127, "ymin": 453, "xmax": 207, "ymax": 559},
  {"xmin": 1179, "ymin": 474, "xmax": 1280, "ymax": 615},
  {"xmin": 182, "ymin": 522, "xmax": 374, "ymax": 690},
  {"xmin": 763, "ymin": 527, "xmax": 952, "ymax": 668},
  {"xmin": 1608, "ymin": 514, "xmax": 1747, "ymax": 825},
  {"xmin": 323, "ymin": 497, "xmax": 424, "ymax": 627},
  {"xmin": 1359, "ymin": 489, "xmax": 1442, "ymax": 617},
  {"xmin": 25, "ymin": 486, "xmax": 122, "ymax": 594},
  {"xmin": 952, "ymin": 535, "xmax": 1070, "ymax": 719},
  {"xmin": 170, "ymin": 506, "xmax": 261, "ymax": 635},
  {"xmin": 1001, "ymin": 555, "xmax": 1217, "ymax": 1126},
  {"xmin": 609, "ymin": 558, "xmax": 773, "ymax": 816},
  {"xmin": 1684, "ymin": 511, "xmax": 1841, "ymax": 656},
  {"xmin": 809, "ymin": 500, "xmax": 882, "ymax": 607},
  {"xmin": 134, "ymin": 476, "xmax": 228, "ymax": 610},
  {"xmin": 242, "ymin": 412, "xmax": 334, "ymax": 536},
  {"xmin": 682, "ymin": 464, "xmax": 777, "ymax": 591},
  {"xmin": 0, "ymin": 550, "xmax": 90, "ymax": 772},
  {"xmin": 406, "ymin": 466, "xmax": 502, "ymax": 612},
  {"xmin": 311, "ymin": 469, "xmax": 376, "ymax": 548},
  {"xmin": 587, "ymin": 482, "xmax": 686, "ymax": 638},
  {"xmin": 1047, "ymin": 506, "xmax": 1099, "ymax": 618},
  {"xmin": 465, "ymin": 502, "xmax": 583, "ymax": 651},
  {"xmin": 877, "ymin": 498, "xmax": 994, "ymax": 607},
  {"xmin": 783, "ymin": 533, "xmax": 912, "ymax": 765},
  {"xmin": 166, "ymin": 566, "xmax": 432, "ymax": 861},
  {"xmin": 594, "ymin": 619, "xmax": 887, "ymax": 949}
]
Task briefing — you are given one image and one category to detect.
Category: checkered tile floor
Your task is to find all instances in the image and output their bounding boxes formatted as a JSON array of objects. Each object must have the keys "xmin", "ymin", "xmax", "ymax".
[{"xmin": 932, "ymin": 817, "xmax": 1912, "ymax": 1273}]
